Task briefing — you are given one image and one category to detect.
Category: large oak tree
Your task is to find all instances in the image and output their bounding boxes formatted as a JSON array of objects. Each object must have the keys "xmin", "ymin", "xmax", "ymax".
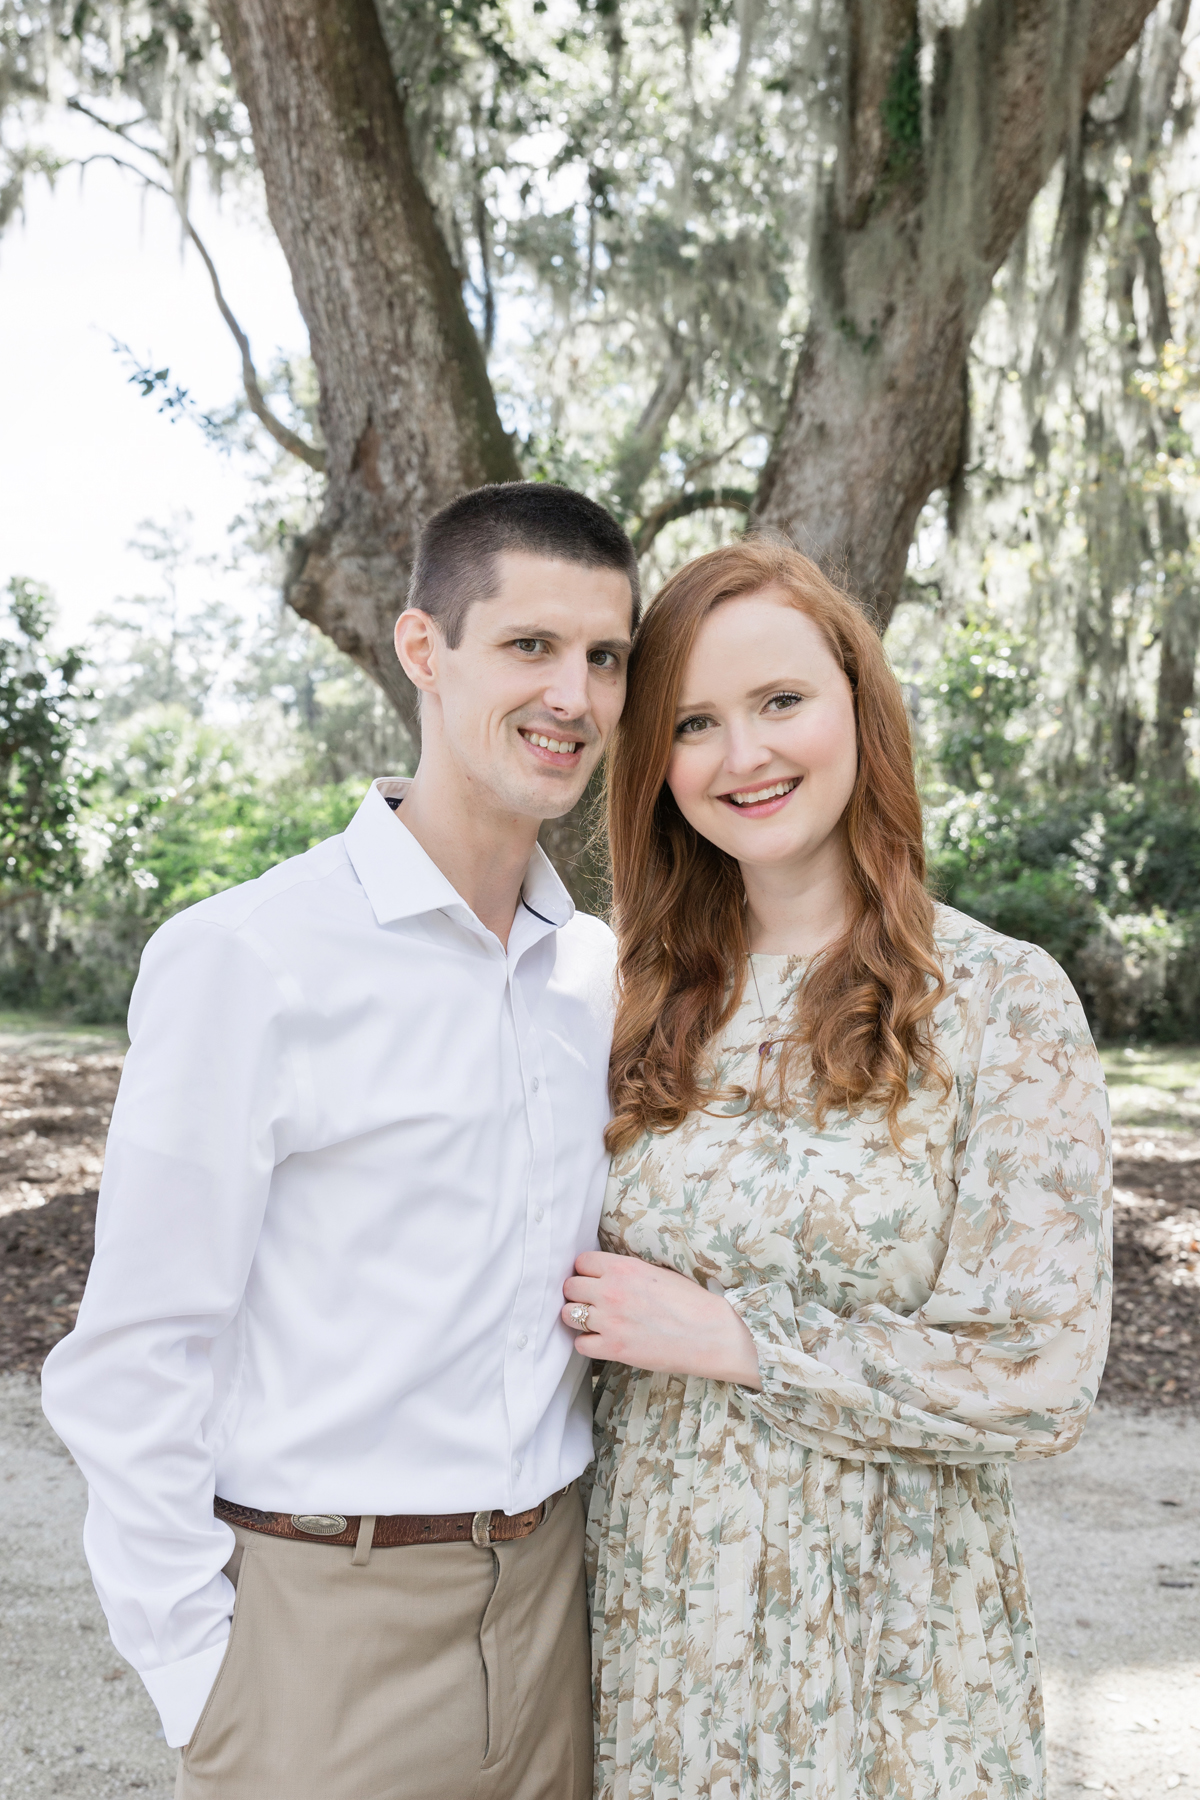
[
  {"xmin": 209, "ymin": 1, "xmax": 1156, "ymax": 721},
  {"xmin": 1, "ymin": 0, "xmax": 1176, "ymax": 890}
]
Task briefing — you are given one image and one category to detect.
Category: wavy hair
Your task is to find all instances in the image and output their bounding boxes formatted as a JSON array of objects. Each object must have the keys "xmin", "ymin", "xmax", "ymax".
[{"xmin": 605, "ymin": 538, "xmax": 947, "ymax": 1155}]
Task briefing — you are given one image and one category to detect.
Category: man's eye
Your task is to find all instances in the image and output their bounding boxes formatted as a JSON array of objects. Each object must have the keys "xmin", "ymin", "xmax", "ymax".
[
  {"xmin": 588, "ymin": 649, "xmax": 619, "ymax": 669},
  {"xmin": 513, "ymin": 638, "xmax": 545, "ymax": 655}
]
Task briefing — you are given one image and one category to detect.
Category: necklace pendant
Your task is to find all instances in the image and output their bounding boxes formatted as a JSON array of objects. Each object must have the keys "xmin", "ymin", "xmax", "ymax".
[{"xmin": 758, "ymin": 1041, "xmax": 773, "ymax": 1058}]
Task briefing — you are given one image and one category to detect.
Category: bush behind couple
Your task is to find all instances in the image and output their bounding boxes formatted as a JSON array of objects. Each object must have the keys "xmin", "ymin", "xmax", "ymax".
[{"xmin": 42, "ymin": 481, "xmax": 1112, "ymax": 1800}]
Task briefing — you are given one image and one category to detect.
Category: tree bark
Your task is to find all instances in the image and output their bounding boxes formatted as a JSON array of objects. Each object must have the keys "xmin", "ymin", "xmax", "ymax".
[
  {"xmin": 210, "ymin": 0, "xmax": 521, "ymax": 743},
  {"xmin": 1155, "ymin": 581, "xmax": 1200, "ymax": 785},
  {"xmin": 754, "ymin": 0, "xmax": 1161, "ymax": 629}
]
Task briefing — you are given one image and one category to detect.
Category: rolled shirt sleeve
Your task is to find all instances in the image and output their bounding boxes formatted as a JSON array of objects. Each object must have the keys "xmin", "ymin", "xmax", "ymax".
[
  {"xmin": 728, "ymin": 946, "xmax": 1113, "ymax": 1465},
  {"xmin": 41, "ymin": 915, "xmax": 296, "ymax": 1745}
]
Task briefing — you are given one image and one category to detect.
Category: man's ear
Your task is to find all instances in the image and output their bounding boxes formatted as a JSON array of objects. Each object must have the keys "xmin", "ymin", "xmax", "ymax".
[{"xmin": 395, "ymin": 609, "xmax": 444, "ymax": 693}]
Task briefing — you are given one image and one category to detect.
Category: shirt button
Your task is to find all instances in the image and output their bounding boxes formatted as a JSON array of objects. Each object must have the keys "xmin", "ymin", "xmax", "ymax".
[
  {"xmin": 535, "ymin": 1207, "xmax": 544, "ymax": 1222},
  {"xmin": 531, "ymin": 1077, "xmax": 540, "ymax": 1092},
  {"xmin": 517, "ymin": 1333, "xmax": 528, "ymax": 1349}
]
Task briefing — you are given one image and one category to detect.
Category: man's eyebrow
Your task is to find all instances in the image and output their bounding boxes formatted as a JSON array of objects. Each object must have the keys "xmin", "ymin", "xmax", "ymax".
[
  {"xmin": 590, "ymin": 636, "xmax": 633, "ymax": 656},
  {"xmin": 495, "ymin": 622, "xmax": 564, "ymax": 640}
]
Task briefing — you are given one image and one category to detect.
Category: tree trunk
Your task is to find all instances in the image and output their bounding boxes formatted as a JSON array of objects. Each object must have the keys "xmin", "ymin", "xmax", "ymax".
[
  {"xmin": 1155, "ymin": 582, "xmax": 1200, "ymax": 784},
  {"xmin": 753, "ymin": 0, "xmax": 1160, "ymax": 629},
  {"xmin": 210, "ymin": 0, "xmax": 521, "ymax": 744},
  {"xmin": 212, "ymin": 0, "xmax": 1162, "ymax": 903}
]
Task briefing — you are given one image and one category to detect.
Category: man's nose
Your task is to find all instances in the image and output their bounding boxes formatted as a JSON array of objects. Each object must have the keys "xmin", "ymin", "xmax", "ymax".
[{"xmin": 542, "ymin": 652, "xmax": 591, "ymax": 719}]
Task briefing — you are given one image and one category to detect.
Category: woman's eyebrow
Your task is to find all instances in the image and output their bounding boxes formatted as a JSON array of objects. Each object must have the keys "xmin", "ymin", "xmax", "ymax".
[{"xmin": 675, "ymin": 677, "xmax": 810, "ymax": 714}]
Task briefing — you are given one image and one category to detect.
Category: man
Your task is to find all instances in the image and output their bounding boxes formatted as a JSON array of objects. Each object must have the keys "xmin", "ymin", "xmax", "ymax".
[{"xmin": 42, "ymin": 481, "xmax": 639, "ymax": 1800}]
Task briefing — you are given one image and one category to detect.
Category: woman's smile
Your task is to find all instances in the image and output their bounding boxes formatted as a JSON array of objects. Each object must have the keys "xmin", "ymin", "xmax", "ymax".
[{"xmin": 716, "ymin": 775, "xmax": 802, "ymax": 816}]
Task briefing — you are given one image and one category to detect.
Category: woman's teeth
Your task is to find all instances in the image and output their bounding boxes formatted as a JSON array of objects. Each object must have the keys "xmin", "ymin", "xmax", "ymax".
[
  {"xmin": 525, "ymin": 733, "xmax": 580, "ymax": 754},
  {"xmin": 726, "ymin": 779, "xmax": 799, "ymax": 807}
]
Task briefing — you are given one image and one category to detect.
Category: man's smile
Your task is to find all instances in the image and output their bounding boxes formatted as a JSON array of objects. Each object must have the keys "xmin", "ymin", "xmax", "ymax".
[{"xmin": 518, "ymin": 727, "xmax": 586, "ymax": 765}]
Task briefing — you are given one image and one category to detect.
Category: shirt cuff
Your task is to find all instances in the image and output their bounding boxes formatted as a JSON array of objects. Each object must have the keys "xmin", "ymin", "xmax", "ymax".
[{"xmin": 139, "ymin": 1637, "xmax": 230, "ymax": 1748}]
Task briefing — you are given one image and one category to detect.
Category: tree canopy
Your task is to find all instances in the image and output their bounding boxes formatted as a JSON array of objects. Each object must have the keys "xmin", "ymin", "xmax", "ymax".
[{"xmin": 5, "ymin": 0, "xmax": 1200, "ymax": 967}]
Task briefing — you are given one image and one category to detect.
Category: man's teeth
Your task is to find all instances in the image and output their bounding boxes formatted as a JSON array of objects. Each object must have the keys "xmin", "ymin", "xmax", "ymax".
[
  {"xmin": 727, "ymin": 779, "xmax": 799, "ymax": 807},
  {"xmin": 525, "ymin": 733, "xmax": 581, "ymax": 754}
]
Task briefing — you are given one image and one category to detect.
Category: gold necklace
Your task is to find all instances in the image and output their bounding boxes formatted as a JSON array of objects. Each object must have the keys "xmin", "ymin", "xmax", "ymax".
[{"xmin": 748, "ymin": 954, "xmax": 778, "ymax": 1059}]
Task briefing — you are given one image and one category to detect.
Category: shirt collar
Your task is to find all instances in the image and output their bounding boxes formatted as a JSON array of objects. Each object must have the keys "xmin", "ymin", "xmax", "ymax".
[{"xmin": 344, "ymin": 777, "xmax": 575, "ymax": 932}]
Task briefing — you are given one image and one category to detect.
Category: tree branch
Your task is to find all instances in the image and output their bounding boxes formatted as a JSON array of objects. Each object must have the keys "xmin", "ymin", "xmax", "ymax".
[
  {"xmin": 633, "ymin": 486, "xmax": 756, "ymax": 556},
  {"xmin": 75, "ymin": 153, "xmax": 326, "ymax": 472},
  {"xmin": 67, "ymin": 99, "xmax": 166, "ymax": 165}
]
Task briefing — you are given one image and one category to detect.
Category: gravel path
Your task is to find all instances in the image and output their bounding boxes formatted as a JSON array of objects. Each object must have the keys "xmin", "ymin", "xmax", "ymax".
[{"xmin": 1, "ymin": 1373, "xmax": 1196, "ymax": 1798}]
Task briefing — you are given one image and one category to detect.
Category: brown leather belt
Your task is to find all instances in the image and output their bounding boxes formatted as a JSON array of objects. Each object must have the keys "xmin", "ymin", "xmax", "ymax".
[{"xmin": 214, "ymin": 1486, "xmax": 567, "ymax": 1551}]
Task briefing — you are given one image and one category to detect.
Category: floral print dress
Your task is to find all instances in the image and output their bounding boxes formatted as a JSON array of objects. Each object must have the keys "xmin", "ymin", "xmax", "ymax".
[{"xmin": 587, "ymin": 906, "xmax": 1112, "ymax": 1800}]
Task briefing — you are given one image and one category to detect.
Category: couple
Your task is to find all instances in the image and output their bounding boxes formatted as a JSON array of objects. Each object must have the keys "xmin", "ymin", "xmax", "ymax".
[{"xmin": 43, "ymin": 481, "xmax": 1112, "ymax": 1800}]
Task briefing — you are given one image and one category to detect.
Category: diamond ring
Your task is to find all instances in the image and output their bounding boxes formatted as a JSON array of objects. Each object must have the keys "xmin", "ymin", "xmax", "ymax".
[{"xmin": 569, "ymin": 1304, "xmax": 591, "ymax": 1331}]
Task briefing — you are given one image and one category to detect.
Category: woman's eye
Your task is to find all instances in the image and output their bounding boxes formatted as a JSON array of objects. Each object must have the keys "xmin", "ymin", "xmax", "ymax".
[
  {"xmin": 766, "ymin": 692, "xmax": 802, "ymax": 712},
  {"xmin": 675, "ymin": 715, "xmax": 709, "ymax": 736}
]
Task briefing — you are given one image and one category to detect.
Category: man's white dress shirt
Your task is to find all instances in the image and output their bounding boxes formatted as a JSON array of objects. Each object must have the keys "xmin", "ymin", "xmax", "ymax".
[{"xmin": 41, "ymin": 778, "xmax": 616, "ymax": 1748}]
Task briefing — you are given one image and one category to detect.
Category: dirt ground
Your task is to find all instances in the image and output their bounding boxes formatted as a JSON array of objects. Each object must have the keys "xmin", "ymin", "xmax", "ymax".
[
  {"xmin": 1, "ymin": 1021, "xmax": 1198, "ymax": 1798},
  {"xmin": 1, "ymin": 1380, "xmax": 1196, "ymax": 1800},
  {"xmin": 4, "ymin": 1024, "xmax": 1199, "ymax": 1406}
]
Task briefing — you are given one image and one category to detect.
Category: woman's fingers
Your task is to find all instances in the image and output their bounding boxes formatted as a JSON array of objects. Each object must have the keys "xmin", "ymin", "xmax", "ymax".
[
  {"xmin": 562, "ymin": 1273, "xmax": 604, "ymax": 1305},
  {"xmin": 574, "ymin": 1248, "xmax": 622, "ymax": 1278}
]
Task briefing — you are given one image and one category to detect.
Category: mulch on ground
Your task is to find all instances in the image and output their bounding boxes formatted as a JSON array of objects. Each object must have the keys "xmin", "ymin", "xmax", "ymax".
[
  {"xmin": 3, "ymin": 1049, "xmax": 1199, "ymax": 1407},
  {"xmin": 0, "ymin": 1043, "xmax": 120, "ymax": 1372},
  {"xmin": 1107, "ymin": 1131, "xmax": 1200, "ymax": 1411}
]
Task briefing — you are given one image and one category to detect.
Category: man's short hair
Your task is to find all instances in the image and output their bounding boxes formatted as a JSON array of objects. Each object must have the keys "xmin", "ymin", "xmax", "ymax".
[{"xmin": 408, "ymin": 482, "xmax": 640, "ymax": 648}]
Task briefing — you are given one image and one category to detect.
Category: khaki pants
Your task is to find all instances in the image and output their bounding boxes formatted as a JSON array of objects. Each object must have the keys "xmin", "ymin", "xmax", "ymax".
[{"xmin": 176, "ymin": 1486, "xmax": 592, "ymax": 1800}]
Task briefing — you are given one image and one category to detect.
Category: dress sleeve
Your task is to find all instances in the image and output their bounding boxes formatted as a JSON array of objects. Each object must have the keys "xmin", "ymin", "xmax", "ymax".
[{"xmin": 726, "ymin": 944, "xmax": 1112, "ymax": 1465}]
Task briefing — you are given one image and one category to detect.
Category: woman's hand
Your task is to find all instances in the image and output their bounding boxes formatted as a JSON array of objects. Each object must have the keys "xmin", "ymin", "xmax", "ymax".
[{"xmin": 562, "ymin": 1251, "xmax": 762, "ymax": 1388}]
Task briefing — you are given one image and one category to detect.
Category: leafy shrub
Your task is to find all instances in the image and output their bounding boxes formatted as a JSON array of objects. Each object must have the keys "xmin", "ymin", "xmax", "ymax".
[
  {"xmin": 0, "ymin": 709, "xmax": 365, "ymax": 1022},
  {"xmin": 950, "ymin": 868, "xmax": 1097, "ymax": 974},
  {"xmin": 928, "ymin": 783, "xmax": 1200, "ymax": 1039},
  {"xmin": 0, "ymin": 579, "xmax": 93, "ymax": 894}
]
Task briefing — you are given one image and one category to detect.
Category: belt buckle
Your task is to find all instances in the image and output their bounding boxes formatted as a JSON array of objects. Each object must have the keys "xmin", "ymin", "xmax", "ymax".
[
  {"xmin": 291, "ymin": 1513, "xmax": 348, "ymax": 1537},
  {"xmin": 471, "ymin": 1509, "xmax": 494, "ymax": 1549}
]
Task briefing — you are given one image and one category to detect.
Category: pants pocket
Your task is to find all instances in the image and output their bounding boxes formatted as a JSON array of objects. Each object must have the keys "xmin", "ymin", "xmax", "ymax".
[
  {"xmin": 181, "ymin": 1538, "xmax": 254, "ymax": 1771},
  {"xmin": 478, "ymin": 1549, "xmax": 514, "ymax": 1771}
]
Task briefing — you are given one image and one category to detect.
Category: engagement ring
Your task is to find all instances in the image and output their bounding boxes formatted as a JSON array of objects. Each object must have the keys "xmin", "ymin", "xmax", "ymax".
[{"xmin": 569, "ymin": 1304, "xmax": 591, "ymax": 1331}]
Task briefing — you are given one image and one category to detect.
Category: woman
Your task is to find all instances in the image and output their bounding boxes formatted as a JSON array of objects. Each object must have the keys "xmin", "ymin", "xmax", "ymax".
[{"xmin": 562, "ymin": 540, "xmax": 1111, "ymax": 1800}]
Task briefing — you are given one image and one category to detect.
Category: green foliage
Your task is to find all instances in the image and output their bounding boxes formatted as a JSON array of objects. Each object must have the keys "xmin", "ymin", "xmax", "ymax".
[
  {"xmin": 930, "ymin": 613, "xmax": 1036, "ymax": 791},
  {"xmin": 0, "ymin": 566, "xmax": 412, "ymax": 1023},
  {"xmin": 0, "ymin": 711, "xmax": 372, "ymax": 1022},
  {"xmin": 0, "ymin": 579, "xmax": 92, "ymax": 894},
  {"xmin": 927, "ymin": 781, "xmax": 1200, "ymax": 1039},
  {"xmin": 94, "ymin": 709, "xmax": 363, "ymax": 924}
]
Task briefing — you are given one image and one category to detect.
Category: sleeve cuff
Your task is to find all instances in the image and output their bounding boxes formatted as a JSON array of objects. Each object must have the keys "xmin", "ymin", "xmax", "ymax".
[{"xmin": 139, "ymin": 1637, "xmax": 230, "ymax": 1748}]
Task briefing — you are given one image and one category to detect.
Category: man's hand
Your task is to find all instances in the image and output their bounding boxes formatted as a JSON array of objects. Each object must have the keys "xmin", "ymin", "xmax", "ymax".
[{"xmin": 562, "ymin": 1251, "xmax": 762, "ymax": 1388}]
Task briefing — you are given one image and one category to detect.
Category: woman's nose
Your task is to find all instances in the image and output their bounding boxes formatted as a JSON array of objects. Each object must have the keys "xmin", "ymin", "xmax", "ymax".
[{"xmin": 722, "ymin": 723, "xmax": 772, "ymax": 775}]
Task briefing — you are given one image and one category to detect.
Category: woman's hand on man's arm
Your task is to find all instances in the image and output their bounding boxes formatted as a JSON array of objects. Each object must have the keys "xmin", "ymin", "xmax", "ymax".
[{"xmin": 563, "ymin": 1250, "xmax": 762, "ymax": 1388}]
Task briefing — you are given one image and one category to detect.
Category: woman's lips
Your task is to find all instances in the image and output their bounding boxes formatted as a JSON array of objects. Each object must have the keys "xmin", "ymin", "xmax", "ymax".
[{"xmin": 717, "ymin": 777, "xmax": 801, "ymax": 818}]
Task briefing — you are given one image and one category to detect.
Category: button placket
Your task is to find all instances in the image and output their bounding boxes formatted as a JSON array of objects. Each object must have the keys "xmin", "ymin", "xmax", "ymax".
[{"xmin": 500, "ymin": 970, "xmax": 550, "ymax": 1502}]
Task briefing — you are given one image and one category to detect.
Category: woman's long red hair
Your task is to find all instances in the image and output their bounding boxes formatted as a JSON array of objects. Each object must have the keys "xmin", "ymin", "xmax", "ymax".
[{"xmin": 605, "ymin": 537, "xmax": 946, "ymax": 1155}]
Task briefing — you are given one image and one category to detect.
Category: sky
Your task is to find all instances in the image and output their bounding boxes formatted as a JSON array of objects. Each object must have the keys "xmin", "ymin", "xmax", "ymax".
[{"xmin": 0, "ymin": 143, "xmax": 307, "ymax": 641}]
